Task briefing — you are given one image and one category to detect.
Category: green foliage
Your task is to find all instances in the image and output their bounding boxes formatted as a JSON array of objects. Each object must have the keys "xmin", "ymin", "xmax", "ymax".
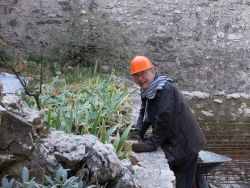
[
  {"xmin": 1, "ymin": 177, "xmax": 15, "ymax": 188},
  {"xmin": 25, "ymin": 54, "xmax": 57, "ymax": 78},
  {"xmin": 99, "ymin": 124, "xmax": 119, "ymax": 144},
  {"xmin": 0, "ymin": 50, "xmax": 14, "ymax": 64},
  {"xmin": 0, "ymin": 50, "xmax": 16, "ymax": 72},
  {"xmin": 34, "ymin": 74, "xmax": 131, "ymax": 134},
  {"xmin": 0, "ymin": 166, "xmax": 100, "ymax": 188},
  {"xmin": 22, "ymin": 167, "xmax": 29, "ymax": 183},
  {"xmin": 15, "ymin": 167, "xmax": 41, "ymax": 188},
  {"xmin": 0, "ymin": 49, "xmax": 136, "ymax": 158},
  {"xmin": 25, "ymin": 54, "xmax": 43, "ymax": 63},
  {"xmin": 112, "ymin": 124, "xmax": 132, "ymax": 158},
  {"xmin": 44, "ymin": 166, "xmax": 83, "ymax": 188},
  {"xmin": 0, "ymin": 167, "xmax": 42, "ymax": 188},
  {"xmin": 23, "ymin": 65, "xmax": 135, "ymax": 157}
]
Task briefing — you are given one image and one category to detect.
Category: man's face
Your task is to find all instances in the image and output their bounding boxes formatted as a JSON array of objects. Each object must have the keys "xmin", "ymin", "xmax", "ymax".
[{"xmin": 132, "ymin": 68, "xmax": 155, "ymax": 90}]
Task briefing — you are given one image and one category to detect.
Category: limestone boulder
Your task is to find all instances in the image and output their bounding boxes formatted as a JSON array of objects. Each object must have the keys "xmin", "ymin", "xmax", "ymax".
[{"xmin": 0, "ymin": 94, "xmax": 137, "ymax": 187}]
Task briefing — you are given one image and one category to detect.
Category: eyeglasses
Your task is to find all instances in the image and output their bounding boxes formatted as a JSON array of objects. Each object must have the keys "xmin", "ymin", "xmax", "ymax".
[{"xmin": 132, "ymin": 69, "xmax": 151, "ymax": 81}]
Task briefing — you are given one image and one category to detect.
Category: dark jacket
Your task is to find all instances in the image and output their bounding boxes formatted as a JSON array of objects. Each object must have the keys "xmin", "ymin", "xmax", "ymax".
[{"xmin": 136, "ymin": 81, "xmax": 207, "ymax": 166}]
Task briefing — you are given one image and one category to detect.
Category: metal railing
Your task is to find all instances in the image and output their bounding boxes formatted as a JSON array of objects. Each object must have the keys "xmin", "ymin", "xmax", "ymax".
[{"xmin": 199, "ymin": 122, "xmax": 250, "ymax": 186}]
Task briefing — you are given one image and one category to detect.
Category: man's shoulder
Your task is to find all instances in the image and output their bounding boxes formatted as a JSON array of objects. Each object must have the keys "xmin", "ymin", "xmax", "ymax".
[
  {"xmin": 166, "ymin": 77, "xmax": 175, "ymax": 83},
  {"xmin": 162, "ymin": 79, "xmax": 184, "ymax": 96},
  {"xmin": 164, "ymin": 79, "xmax": 175, "ymax": 89}
]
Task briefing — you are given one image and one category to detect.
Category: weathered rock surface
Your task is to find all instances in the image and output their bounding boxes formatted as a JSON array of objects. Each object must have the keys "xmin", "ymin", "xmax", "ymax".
[
  {"xmin": 182, "ymin": 91, "xmax": 250, "ymax": 122},
  {"xmin": 40, "ymin": 131, "xmax": 122, "ymax": 184},
  {"xmin": 1, "ymin": 0, "xmax": 250, "ymax": 93},
  {"xmin": 132, "ymin": 150, "xmax": 175, "ymax": 188},
  {"xmin": 0, "ymin": 107, "xmax": 34, "ymax": 156},
  {"xmin": 0, "ymin": 94, "xmax": 137, "ymax": 187}
]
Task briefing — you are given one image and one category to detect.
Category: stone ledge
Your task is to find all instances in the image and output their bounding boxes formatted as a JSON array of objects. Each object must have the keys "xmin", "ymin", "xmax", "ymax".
[{"xmin": 132, "ymin": 150, "xmax": 175, "ymax": 188}]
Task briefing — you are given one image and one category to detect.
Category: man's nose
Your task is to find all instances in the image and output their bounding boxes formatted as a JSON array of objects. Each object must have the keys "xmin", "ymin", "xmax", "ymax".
[{"xmin": 138, "ymin": 74, "xmax": 144, "ymax": 81}]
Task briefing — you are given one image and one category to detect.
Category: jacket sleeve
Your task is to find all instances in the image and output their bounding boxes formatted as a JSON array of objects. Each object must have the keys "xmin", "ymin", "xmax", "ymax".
[
  {"xmin": 135, "ymin": 97, "xmax": 151, "ymax": 136},
  {"xmin": 146, "ymin": 85, "xmax": 175, "ymax": 151}
]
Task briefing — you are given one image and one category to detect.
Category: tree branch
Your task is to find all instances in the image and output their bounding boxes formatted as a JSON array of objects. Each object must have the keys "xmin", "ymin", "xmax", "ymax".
[{"xmin": 0, "ymin": 59, "xmax": 42, "ymax": 110}]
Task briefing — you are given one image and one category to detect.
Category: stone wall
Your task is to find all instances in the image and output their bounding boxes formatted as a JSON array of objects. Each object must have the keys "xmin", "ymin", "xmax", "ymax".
[
  {"xmin": 182, "ymin": 91, "xmax": 250, "ymax": 123},
  {"xmin": 1, "ymin": 0, "xmax": 250, "ymax": 93}
]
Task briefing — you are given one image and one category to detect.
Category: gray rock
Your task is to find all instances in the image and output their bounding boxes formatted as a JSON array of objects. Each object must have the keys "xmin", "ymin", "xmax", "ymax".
[
  {"xmin": 0, "ymin": 109, "xmax": 34, "ymax": 156},
  {"xmin": 0, "ymin": 95, "xmax": 137, "ymax": 187},
  {"xmin": 227, "ymin": 33, "xmax": 243, "ymax": 41},
  {"xmin": 132, "ymin": 150, "xmax": 175, "ymax": 188},
  {"xmin": 41, "ymin": 131, "xmax": 122, "ymax": 183},
  {"xmin": 114, "ymin": 166, "xmax": 137, "ymax": 188}
]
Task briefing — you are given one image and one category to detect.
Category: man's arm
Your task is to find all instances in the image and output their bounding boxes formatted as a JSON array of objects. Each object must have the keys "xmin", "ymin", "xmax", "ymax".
[{"xmin": 135, "ymin": 97, "xmax": 150, "ymax": 136}]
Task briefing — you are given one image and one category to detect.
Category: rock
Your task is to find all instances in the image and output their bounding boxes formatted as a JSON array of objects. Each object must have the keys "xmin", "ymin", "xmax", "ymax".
[
  {"xmin": 240, "ymin": 103, "xmax": 248, "ymax": 108},
  {"xmin": 0, "ymin": 95, "xmax": 137, "ymax": 187},
  {"xmin": 0, "ymin": 109, "xmax": 34, "ymax": 156},
  {"xmin": 201, "ymin": 110, "xmax": 214, "ymax": 117},
  {"xmin": 243, "ymin": 108, "xmax": 250, "ymax": 117},
  {"xmin": 1, "ymin": 94, "xmax": 45, "ymax": 137},
  {"xmin": 0, "ymin": 154, "xmax": 24, "ymax": 170},
  {"xmin": 132, "ymin": 150, "xmax": 175, "ymax": 188},
  {"xmin": 227, "ymin": 33, "xmax": 243, "ymax": 41},
  {"xmin": 182, "ymin": 91, "xmax": 210, "ymax": 100},
  {"xmin": 58, "ymin": 0, "xmax": 72, "ymax": 11},
  {"xmin": 41, "ymin": 131, "xmax": 122, "ymax": 183},
  {"xmin": 213, "ymin": 99, "xmax": 222, "ymax": 104},
  {"xmin": 114, "ymin": 167, "xmax": 136, "ymax": 188},
  {"xmin": 226, "ymin": 93, "xmax": 249, "ymax": 99},
  {"xmin": 31, "ymin": 130, "xmax": 136, "ymax": 187}
]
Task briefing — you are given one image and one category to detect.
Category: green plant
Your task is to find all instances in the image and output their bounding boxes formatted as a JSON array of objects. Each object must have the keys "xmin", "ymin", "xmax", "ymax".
[
  {"xmin": 17, "ymin": 167, "xmax": 42, "ymax": 188},
  {"xmin": 1, "ymin": 167, "xmax": 43, "ymax": 188},
  {"xmin": 23, "ymin": 61, "xmax": 135, "ymax": 156},
  {"xmin": 99, "ymin": 124, "xmax": 120, "ymax": 144},
  {"xmin": 25, "ymin": 54, "xmax": 57, "ymax": 77},
  {"xmin": 31, "ymin": 73, "xmax": 132, "ymax": 132},
  {"xmin": 1, "ymin": 176, "xmax": 15, "ymax": 188},
  {"xmin": 0, "ymin": 166, "xmax": 99, "ymax": 188},
  {"xmin": 113, "ymin": 124, "xmax": 133, "ymax": 158},
  {"xmin": 0, "ymin": 50, "xmax": 14, "ymax": 65},
  {"xmin": 44, "ymin": 166, "xmax": 83, "ymax": 188}
]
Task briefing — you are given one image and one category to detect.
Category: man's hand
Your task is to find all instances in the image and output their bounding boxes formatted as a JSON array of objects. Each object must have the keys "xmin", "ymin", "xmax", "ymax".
[
  {"xmin": 129, "ymin": 130, "xmax": 143, "ymax": 141},
  {"xmin": 132, "ymin": 142, "xmax": 151, "ymax": 153}
]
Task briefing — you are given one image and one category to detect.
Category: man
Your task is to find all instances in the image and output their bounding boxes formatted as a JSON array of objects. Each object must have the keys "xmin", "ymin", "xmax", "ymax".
[{"xmin": 130, "ymin": 56, "xmax": 206, "ymax": 188}]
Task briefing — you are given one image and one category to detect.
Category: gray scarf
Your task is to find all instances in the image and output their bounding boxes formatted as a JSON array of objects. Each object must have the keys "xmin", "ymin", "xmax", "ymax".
[{"xmin": 141, "ymin": 76, "xmax": 173, "ymax": 122}]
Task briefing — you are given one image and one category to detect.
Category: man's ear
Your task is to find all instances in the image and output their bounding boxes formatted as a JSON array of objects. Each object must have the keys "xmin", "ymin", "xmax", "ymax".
[{"xmin": 152, "ymin": 68, "xmax": 156, "ymax": 77}]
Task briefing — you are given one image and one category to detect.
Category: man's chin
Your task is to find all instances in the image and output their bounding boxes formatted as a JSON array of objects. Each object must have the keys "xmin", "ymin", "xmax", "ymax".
[{"xmin": 141, "ymin": 85, "xmax": 148, "ymax": 90}]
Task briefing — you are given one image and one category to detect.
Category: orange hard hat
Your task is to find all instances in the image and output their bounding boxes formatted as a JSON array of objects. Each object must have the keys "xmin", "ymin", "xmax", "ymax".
[{"xmin": 130, "ymin": 56, "xmax": 154, "ymax": 74}]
